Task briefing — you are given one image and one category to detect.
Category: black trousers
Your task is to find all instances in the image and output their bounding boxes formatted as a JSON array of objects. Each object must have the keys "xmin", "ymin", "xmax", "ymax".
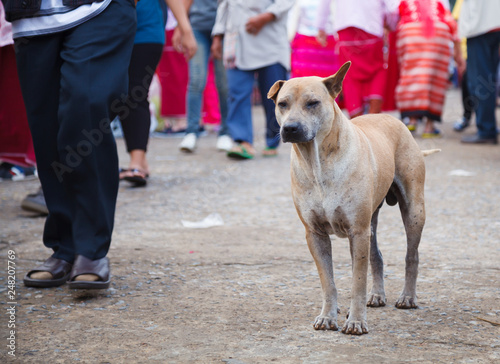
[
  {"xmin": 461, "ymin": 69, "xmax": 474, "ymax": 121},
  {"xmin": 15, "ymin": 0, "xmax": 136, "ymax": 263},
  {"xmin": 119, "ymin": 43, "xmax": 164, "ymax": 152}
]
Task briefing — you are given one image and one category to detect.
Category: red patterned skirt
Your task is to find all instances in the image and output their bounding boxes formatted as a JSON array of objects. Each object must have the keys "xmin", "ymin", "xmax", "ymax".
[{"xmin": 395, "ymin": 21, "xmax": 452, "ymax": 121}]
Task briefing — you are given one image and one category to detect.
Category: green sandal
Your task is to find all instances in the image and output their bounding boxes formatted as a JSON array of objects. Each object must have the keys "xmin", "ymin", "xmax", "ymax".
[
  {"xmin": 262, "ymin": 147, "xmax": 278, "ymax": 157},
  {"xmin": 227, "ymin": 143, "xmax": 255, "ymax": 160}
]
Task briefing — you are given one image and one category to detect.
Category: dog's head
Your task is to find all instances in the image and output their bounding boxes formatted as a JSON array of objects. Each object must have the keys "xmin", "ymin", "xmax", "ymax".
[{"xmin": 267, "ymin": 62, "xmax": 350, "ymax": 143}]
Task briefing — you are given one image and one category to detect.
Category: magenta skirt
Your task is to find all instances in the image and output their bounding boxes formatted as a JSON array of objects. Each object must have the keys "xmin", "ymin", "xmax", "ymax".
[{"xmin": 291, "ymin": 33, "xmax": 344, "ymax": 108}]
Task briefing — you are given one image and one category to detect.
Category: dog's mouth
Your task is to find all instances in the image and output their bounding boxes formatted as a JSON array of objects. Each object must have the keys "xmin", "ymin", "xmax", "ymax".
[{"xmin": 280, "ymin": 122, "xmax": 315, "ymax": 143}]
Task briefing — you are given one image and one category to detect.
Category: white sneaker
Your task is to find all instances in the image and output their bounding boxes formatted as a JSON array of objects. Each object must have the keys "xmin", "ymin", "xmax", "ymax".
[
  {"xmin": 179, "ymin": 133, "xmax": 197, "ymax": 153},
  {"xmin": 216, "ymin": 135, "xmax": 233, "ymax": 151}
]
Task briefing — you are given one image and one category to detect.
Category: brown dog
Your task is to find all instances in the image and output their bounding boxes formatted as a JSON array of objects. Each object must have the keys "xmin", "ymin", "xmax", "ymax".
[{"xmin": 268, "ymin": 62, "xmax": 439, "ymax": 335}]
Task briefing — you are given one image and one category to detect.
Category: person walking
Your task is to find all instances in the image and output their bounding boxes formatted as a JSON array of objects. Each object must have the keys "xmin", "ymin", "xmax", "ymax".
[
  {"xmin": 211, "ymin": 0, "xmax": 294, "ymax": 159},
  {"xmin": 178, "ymin": 0, "xmax": 232, "ymax": 153},
  {"xmin": 118, "ymin": 0, "xmax": 169, "ymax": 187},
  {"xmin": 5, "ymin": 0, "xmax": 196, "ymax": 289}
]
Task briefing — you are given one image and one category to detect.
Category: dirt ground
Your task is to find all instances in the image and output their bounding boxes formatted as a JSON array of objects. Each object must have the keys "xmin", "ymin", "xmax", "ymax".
[{"xmin": 1, "ymin": 89, "xmax": 499, "ymax": 363}]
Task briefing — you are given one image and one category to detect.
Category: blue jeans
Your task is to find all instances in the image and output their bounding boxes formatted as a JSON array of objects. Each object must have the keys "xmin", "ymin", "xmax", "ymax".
[
  {"xmin": 186, "ymin": 29, "xmax": 228, "ymax": 136},
  {"xmin": 226, "ymin": 63, "xmax": 287, "ymax": 148},
  {"xmin": 466, "ymin": 31, "xmax": 500, "ymax": 139}
]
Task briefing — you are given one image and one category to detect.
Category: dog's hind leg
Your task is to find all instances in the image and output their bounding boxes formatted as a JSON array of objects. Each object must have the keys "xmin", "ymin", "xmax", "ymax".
[
  {"xmin": 367, "ymin": 203, "xmax": 386, "ymax": 307},
  {"xmin": 306, "ymin": 229, "xmax": 339, "ymax": 331},
  {"xmin": 396, "ymin": 192, "xmax": 425, "ymax": 309}
]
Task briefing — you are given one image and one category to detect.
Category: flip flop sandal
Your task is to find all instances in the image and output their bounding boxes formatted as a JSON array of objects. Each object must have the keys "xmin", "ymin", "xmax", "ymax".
[
  {"xmin": 68, "ymin": 255, "xmax": 110, "ymax": 290},
  {"xmin": 262, "ymin": 147, "xmax": 278, "ymax": 157},
  {"xmin": 123, "ymin": 168, "xmax": 149, "ymax": 187},
  {"xmin": 24, "ymin": 257, "xmax": 73, "ymax": 288},
  {"xmin": 422, "ymin": 128, "xmax": 442, "ymax": 139},
  {"xmin": 227, "ymin": 144, "xmax": 255, "ymax": 160}
]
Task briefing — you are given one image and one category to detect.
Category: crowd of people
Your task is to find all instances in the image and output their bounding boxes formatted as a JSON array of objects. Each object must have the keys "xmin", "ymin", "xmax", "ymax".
[{"xmin": 0, "ymin": 0, "xmax": 498, "ymax": 289}]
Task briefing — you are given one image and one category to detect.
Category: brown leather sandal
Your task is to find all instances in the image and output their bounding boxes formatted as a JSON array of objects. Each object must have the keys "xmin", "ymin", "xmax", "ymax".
[
  {"xmin": 24, "ymin": 257, "xmax": 72, "ymax": 288},
  {"xmin": 67, "ymin": 255, "xmax": 110, "ymax": 289}
]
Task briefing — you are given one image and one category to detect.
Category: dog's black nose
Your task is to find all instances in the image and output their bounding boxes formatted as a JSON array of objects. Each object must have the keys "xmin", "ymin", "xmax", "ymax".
[
  {"xmin": 283, "ymin": 123, "xmax": 300, "ymax": 135},
  {"xmin": 281, "ymin": 122, "xmax": 312, "ymax": 143}
]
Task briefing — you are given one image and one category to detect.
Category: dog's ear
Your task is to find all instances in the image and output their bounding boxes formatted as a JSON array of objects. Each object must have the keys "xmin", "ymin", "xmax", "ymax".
[
  {"xmin": 267, "ymin": 80, "xmax": 286, "ymax": 103},
  {"xmin": 323, "ymin": 61, "xmax": 351, "ymax": 99}
]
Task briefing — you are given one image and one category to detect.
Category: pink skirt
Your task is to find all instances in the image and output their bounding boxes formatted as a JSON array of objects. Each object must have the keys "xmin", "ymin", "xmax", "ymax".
[{"xmin": 291, "ymin": 33, "xmax": 344, "ymax": 108}]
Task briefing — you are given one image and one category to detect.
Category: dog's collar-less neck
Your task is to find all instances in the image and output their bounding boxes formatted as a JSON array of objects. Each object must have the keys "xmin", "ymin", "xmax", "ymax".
[
  {"xmin": 292, "ymin": 115, "xmax": 354, "ymax": 185},
  {"xmin": 292, "ymin": 140, "xmax": 329, "ymax": 200},
  {"xmin": 293, "ymin": 139, "xmax": 323, "ymax": 181}
]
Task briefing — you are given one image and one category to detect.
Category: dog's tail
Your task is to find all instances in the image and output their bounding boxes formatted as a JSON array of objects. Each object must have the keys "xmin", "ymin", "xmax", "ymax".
[{"xmin": 422, "ymin": 149, "xmax": 441, "ymax": 157}]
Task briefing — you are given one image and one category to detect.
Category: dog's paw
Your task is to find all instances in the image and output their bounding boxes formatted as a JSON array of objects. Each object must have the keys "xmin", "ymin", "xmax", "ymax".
[
  {"xmin": 313, "ymin": 315, "xmax": 338, "ymax": 331},
  {"xmin": 395, "ymin": 295, "xmax": 418, "ymax": 309},
  {"xmin": 341, "ymin": 319, "xmax": 368, "ymax": 335},
  {"xmin": 367, "ymin": 293, "xmax": 386, "ymax": 307}
]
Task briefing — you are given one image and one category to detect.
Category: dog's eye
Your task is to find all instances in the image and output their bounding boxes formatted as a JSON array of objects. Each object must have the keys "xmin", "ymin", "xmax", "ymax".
[
  {"xmin": 306, "ymin": 100, "xmax": 320, "ymax": 108},
  {"xmin": 278, "ymin": 101, "xmax": 287, "ymax": 109}
]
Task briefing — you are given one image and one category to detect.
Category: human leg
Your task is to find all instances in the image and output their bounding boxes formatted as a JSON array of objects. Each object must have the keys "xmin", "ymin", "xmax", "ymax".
[
  {"xmin": 57, "ymin": 0, "xmax": 136, "ymax": 260},
  {"xmin": 368, "ymin": 98, "xmax": 383, "ymax": 114},
  {"xmin": 454, "ymin": 69, "xmax": 474, "ymax": 132},
  {"xmin": 179, "ymin": 30, "xmax": 211, "ymax": 152},
  {"xmin": 463, "ymin": 32, "xmax": 500, "ymax": 142},
  {"xmin": 337, "ymin": 44, "xmax": 363, "ymax": 117},
  {"xmin": 15, "ymin": 34, "xmax": 75, "ymax": 263},
  {"xmin": 257, "ymin": 63, "xmax": 287, "ymax": 150},
  {"xmin": 185, "ymin": 30, "xmax": 210, "ymax": 136},
  {"xmin": 226, "ymin": 68, "xmax": 255, "ymax": 144},
  {"xmin": 366, "ymin": 38, "xmax": 386, "ymax": 115},
  {"xmin": 211, "ymin": 54, "xmax": 231, "ymax": 151},
  {"xmin": 461, "ymin": 68, "xmax": 474, "ymax": 121},
  {"xmin": 422, "ymin": 117, "xmax": 442, "ymax": 139},
  {"xmin": 213, "ymin": 55, "xmax": 229, "ymax": 136},
  {"xmin": 120, "ymin": 42, "xmax": 163, "ymax": 179},
  {"xmin": 17, "ymin": 0, "xmax": 136, "ymax": 267},
  {"xmin": 338, "ymin": 27, "xmax": 384, "ymax": 117}
]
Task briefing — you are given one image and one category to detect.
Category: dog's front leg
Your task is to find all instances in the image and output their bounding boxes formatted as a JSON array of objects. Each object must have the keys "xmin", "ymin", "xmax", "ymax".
[
  {"xmin": 343, "ymin": 230, "xmax": 370, "ymax": 335},
  {"xmin": 306, "ymin": 229, "xmax": 338, "ymax": 331}
]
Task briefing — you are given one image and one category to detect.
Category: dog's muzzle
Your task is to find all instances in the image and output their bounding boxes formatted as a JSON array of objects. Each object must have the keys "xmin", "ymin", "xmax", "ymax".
[{"xmin": 281, "ymin": 122, "xmax": 313, "ymax": 143}]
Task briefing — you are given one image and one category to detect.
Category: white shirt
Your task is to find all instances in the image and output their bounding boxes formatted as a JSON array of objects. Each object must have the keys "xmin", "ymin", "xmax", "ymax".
[
  {"xmin": 11, "ymin": 0, "xmax": 110, "ymax": 39},
  {"xmin": 288, "ymin": 0, "xmax": 334, "ymax": 38},
  {"xmin": 212, "ymin": 0, "xmax": 295, "ymax": 71},
  {"xmin": 458, "ymin": 0, "xmax": 500, "ymax": 39},
  {"xmin": 318, "ymin": 0, "xmax": 400, "ymax": 38}
]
